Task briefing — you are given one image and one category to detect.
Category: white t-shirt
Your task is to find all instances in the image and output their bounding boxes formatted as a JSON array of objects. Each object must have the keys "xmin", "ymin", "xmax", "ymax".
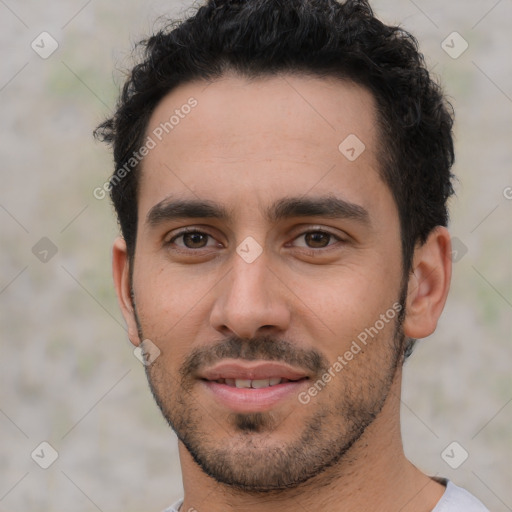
[
  {"xmin": 163, "ymin": 479, "xmax": 489, "ymax": 512},
  {"xmin": 431, "ymin": 480, "xmax": 489, "ymax": 511}
]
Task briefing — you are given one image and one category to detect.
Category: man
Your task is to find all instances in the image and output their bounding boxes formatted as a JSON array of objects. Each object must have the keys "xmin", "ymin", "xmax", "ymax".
[{"xmin": 95, "ymin": 0, "xmax": 489, "ymax": 510}]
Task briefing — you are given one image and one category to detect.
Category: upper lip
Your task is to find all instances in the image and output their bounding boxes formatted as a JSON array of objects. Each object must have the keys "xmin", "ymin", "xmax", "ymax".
[{"xmin": 199, "ymin": 360, "xmax": 309, "ymax": 381}]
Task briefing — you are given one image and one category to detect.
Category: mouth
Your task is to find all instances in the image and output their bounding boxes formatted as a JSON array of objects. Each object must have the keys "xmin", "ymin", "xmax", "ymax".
[
  {"xmin": 198, "ymin": 360, "xmax": 310, "ymax": 412},
  {"xmin": 210, "ymin": 377, "xmax": 302, "ymax": 388}
]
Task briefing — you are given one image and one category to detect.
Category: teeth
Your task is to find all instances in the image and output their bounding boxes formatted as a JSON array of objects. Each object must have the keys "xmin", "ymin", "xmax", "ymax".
[
  {"xmin": 235, "ymin": 379, "xmax": 252, "ymax": 388},
  {"xmin": 251, "ymin": 379, "xmax": 271, "ymax": 388},
  {"xmin": 231, "ymin": 378, "xmax": 283, "ymax": 388}
]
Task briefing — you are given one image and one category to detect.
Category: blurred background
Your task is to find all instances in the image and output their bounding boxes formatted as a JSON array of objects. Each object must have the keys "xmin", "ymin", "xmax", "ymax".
[{"xmin": 1, "ymin": 0, "xmax": 511, "ymax": 510}]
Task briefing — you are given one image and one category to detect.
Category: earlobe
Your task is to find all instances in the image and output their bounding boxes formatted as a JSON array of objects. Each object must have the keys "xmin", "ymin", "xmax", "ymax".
[
  {"xmin": 403, "ymin": 226, "xmax": 452, "ymax": 340},
  {"xmin": 112, "ymin": 237, "xmax": 142, "ymax": 347}
]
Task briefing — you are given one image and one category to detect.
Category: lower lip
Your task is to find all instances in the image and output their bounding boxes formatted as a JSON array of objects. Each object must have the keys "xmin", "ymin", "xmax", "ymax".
[{"xmin": 202, "ymin": 380, "xmax": 308, "ymax": 412}]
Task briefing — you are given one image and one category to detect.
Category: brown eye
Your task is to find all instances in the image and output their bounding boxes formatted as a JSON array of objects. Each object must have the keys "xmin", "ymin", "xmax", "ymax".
[
  {"xmin": 304, "ymin": 231, "xmax": 332, "ymax": 248},
  {"xmin": 291, "ymin": 230, "xmax": 339, "ymax": 249},
  {"xmin": 169, "ymin": 230, "xmax": 216, "ymax": 249},
  {"xmin": 184, "ymin": 232, "xmax": 209, "ymax": 248}
]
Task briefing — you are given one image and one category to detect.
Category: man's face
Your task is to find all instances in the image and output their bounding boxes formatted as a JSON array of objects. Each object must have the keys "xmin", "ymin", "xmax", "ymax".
[{"xmin": 128, "ymin": 75, "xmax": 407, "ymax": 490}]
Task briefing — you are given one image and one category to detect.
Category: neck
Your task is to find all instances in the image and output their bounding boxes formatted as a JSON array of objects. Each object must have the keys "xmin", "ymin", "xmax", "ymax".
[{"xmin": 178, "ymin": 367, "xmax": 445, "ymax": 512}]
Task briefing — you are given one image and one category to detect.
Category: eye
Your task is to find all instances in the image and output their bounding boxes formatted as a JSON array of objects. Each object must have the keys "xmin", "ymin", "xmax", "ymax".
[
  {"xmin": 291, "ymin": 230, "xmax": 341, "ymax": 249},
  {"xmin": 167, "ymin": 229, "xmax": 219, "ymax": 250}
]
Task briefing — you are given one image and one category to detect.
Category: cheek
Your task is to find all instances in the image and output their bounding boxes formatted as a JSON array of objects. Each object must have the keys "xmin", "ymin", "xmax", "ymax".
[
  {"xmin": 132, "ymin": 263, "xmax": 216, "ymax": 349},
  {"xmin": 288, "ymin": 261, "xmax": 400, "ymax": 350},
  {"xmin": 133, "ymin": 265, "xmax": 183, "ymax": 331}
]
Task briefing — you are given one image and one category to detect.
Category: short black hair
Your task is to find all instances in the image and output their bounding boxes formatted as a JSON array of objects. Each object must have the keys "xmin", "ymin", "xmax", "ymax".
[{"xmin": 95, "ymin": 0, "xmax": 455, "ymax": 276}]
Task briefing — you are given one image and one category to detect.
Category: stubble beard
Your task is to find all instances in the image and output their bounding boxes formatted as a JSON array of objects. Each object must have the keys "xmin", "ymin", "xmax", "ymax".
[{"xmin": 136, "ymin": 305, "xmax": 406, "ymax": 492}]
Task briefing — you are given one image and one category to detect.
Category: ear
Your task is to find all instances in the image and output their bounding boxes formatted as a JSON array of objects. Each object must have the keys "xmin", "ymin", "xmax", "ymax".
[
  {"xmin": 403, "ymin": 226, "xmax": 452, "ymax": 339},
  {"xmin": 112, "ymin": 237, "xmax": 142, "ymax": 347}
]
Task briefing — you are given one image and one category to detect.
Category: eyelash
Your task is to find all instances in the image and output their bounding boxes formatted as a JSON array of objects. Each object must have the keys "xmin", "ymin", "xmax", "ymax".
[
  {"xmin": 288, "ymin": 229, "xmax": 342, "ymax": 252},
  {"xmin": 165, "ymin": 228, "xmax": 343, "ymax": 253},
  {"xmin": 166, "ymin": 228, "xmax": 220, "ymax": 251}
]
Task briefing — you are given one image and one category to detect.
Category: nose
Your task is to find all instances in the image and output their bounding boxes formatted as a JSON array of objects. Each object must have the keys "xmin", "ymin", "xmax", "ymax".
[{"xmin": 209, "ymin": 249, "xmax": 291, "ymax": 340}]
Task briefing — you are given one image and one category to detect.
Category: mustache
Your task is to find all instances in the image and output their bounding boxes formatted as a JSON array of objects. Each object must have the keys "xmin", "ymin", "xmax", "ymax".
[{"xmin": 180, "ymin": 335, "xmax": 329, "ymax": 380}]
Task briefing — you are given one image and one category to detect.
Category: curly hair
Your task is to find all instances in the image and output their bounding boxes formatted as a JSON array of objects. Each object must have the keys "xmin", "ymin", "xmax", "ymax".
[{"xmin": 94, "ymin": 0, "xmax": 455, "ymax": 278}]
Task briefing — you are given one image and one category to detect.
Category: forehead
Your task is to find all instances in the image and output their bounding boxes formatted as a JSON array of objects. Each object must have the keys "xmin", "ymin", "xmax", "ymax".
[{"xmin": 138, "ymin": 74, "xmax": 391, "ymax": 225}]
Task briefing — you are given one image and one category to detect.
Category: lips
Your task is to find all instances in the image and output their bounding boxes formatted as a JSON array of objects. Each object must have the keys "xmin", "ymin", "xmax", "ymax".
[
  {"xmin": 199, "ymin": 360, "xmax": 309, "ymax": 382},
  {"xmin": 198, "ymin": 360, "xmax": 310, "ymax": 412}
]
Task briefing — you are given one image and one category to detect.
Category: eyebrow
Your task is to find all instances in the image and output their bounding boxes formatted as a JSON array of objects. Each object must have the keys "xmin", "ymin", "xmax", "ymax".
[
  {"xmin": 266, "ymin": 195, "xmax": 370, "ymax": 225},
  {"xmin": 146, "ymin": 198, "xmax": 230, "ymax": 226},
  {"xmin": 145, "ymin": 195, "xmax": 370, "ymax": 227}
]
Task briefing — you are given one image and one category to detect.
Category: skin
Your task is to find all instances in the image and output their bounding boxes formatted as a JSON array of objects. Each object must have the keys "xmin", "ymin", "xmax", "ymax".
[{"xmin": 112, "ymin": 74, "xmax": 452, "ymax": 512}]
